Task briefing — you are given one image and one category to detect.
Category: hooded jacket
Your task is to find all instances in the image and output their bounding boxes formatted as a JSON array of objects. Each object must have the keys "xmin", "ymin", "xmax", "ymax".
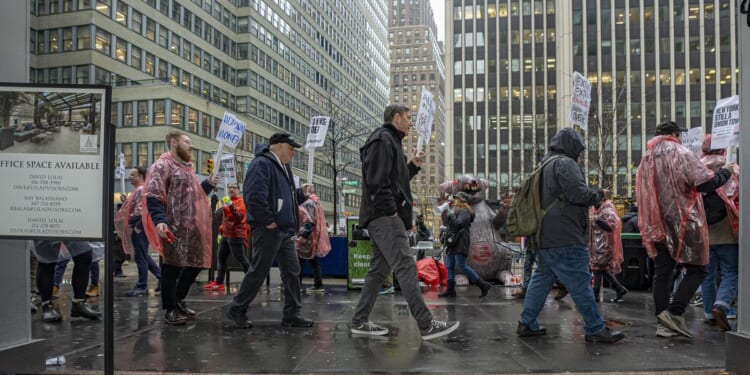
[
  {"xmin": 359, "ymin": 124, "xmax": 421, "ymax": 229},
  {"xmin": 538, "ymin": 128, "xmax": 604, "ymax": 249}
]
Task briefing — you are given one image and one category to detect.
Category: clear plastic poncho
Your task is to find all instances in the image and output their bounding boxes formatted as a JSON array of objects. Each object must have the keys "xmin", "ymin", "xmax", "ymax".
[
  {"xmin": 636, "ymin": 135, "xmax": 714, "ymax": 265},
  {"xmin": 296, "ymin": 194, "xmax": 331, "ymax": 259},
  {"xmin": 587, "ymin": 200, "xmax": 623, "ymax": 274},
  {"xmin": 114, "ymin": 185, "xmax": 144, "ymax": 255},
  {"xmin": 701, "ymin": 134, "xmax": 740, "ymax": 237}
]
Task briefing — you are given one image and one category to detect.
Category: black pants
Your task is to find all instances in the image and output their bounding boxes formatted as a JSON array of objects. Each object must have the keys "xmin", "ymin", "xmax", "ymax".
[
  {"xmin": 593, "ymin": 270, "xmax": 626, "ymax": 293},
  {"xmin": 160, "ymin": 264, "xmax": 202, "ymax": 311},
  {"xmin": 652, "ymin": 244, "xmax": 707, "ymax": 316},
  {"xmin": 215, "ymin": 237, "xmax": 251, "ymax": 283},
  {"xmin": 37, "ymin": 251, "xmax": 92, "ymax": 302},
  {"xmin": 299, "ymin": 257, "xmax": 322, "ymax": 288}
]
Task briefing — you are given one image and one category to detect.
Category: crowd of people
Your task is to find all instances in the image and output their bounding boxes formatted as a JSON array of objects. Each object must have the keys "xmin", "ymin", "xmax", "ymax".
[{"xmin": 30, "ymin": 106, "xmax": 739, "ymax": 344}]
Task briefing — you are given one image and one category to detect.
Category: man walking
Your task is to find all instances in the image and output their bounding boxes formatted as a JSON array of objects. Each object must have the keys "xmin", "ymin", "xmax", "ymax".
[
  {"xmin": 144, "ymin": 130, "xmax": 218, "ymax": 325},
  {"xmin": 517, "ymin": 127, "xmax": 623, "ymax": 343},
  {"xmin": 637, "ymin": 121, "xmax": 732, "ymax": 338},
  {"xmin": 350, "ymin": 104, "xmax": 459, "ymax": 340},
  {"xmin": 226, "ymin": 133, "xmax": 314, "ymax": 329}
]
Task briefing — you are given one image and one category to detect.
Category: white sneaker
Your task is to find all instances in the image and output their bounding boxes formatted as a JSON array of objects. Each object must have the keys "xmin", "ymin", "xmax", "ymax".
[
  {"xmin": 420, "ymin": 320, "xmax": 460, "ymax": 340},
  {"xmin": 657, "ymin": 310, "xmax": 693, "ymax": 338},
  {"xmin": 351, "ymin": 321, "xmax": 389, "ymax": 336},
  {"xmin": 655, "ymin": 322, "xmax": 680, "ymax": 338}
]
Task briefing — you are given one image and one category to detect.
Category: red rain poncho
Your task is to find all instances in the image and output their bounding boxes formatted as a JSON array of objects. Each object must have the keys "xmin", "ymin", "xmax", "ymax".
[
  {"xmin": 701, "ymin": 135, "xmax": 740, "ymax": 238},
  {"xmin": 113, "ymin": 186, "xmax": 144, "ymax": 255},
  {"xmin": 636, "ymin": 135, "xmax": 715, "ymax": 265},
  {"xmin": 587, "ymin": 200, "xmax": 623, "ymax": 274},
  {"xmin": 142, "ymin": 152, "xmax": 213, "ymax": 268},
  {"xmin": 296, "ymin": 194, "xmax": 331, "ymax": 259}
]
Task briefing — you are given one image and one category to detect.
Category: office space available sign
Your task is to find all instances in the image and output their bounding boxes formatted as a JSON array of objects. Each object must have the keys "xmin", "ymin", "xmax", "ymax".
[{"xmin": 0, "ymin": 84, "xmax": 111, "ymax": 239}]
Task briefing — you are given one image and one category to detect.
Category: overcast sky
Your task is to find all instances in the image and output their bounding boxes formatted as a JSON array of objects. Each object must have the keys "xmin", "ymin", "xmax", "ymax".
[{"xmin": 429, "ymin": 0, "xmax": 445, "ymax": 42}]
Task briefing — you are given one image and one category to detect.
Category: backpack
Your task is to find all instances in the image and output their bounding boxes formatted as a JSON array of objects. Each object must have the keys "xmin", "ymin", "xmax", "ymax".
[{"xmin": 505, "ymin": 155, "xmax": 565, "ymax": 239}]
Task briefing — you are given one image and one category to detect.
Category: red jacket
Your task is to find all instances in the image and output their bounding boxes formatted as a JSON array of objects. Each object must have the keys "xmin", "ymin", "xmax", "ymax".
[{"xmin": 221, "ymin": 195, "xmax": 249, "ymax": 239}]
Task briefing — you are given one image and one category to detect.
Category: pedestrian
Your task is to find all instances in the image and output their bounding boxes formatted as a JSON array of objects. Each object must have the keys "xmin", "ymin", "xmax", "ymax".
[
  {"xmin": 143, "ymin": 130, "xmax": 218, "ymax": 325},
  {"xmin": 439, "ymin": 192, "xmax": 492, "ymax": 298},
  {"xmin": 296, "ymin": 185, "xmax": 331, "ymax": 293},
  {"xmin": 588, "ymin": 192, "xmax": 628, "ymax": 303},
  {"xmin": 225, "ymin": 133, "xmax": 314, "ymax": 329},
  {"xmin": 204, "ymin": 182, "xmax": 251, "ymax": 292},
  {"xmin": 350, "ymin": 104, "xmax": 459, "ymax": 340},
  {"xmin": 116, "ymin": 166, "xmax": 162, "ymax": 297},
  {"xmin": 517, "ymin": 127, "xmax": 623, "ymax": 343},
  {"xmin": 699, "ymin": 134, "xmax": 739, "ymax": 332},
  {"xmin": 636, "ymin": 121, "xmax": 732, "ymax": 338}
]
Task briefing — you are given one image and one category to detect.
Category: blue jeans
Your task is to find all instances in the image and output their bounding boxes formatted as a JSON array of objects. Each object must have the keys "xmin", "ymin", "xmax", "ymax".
[
  {"xmin": 132, "ymin": 229, "xmax": 161, "ymax": 289},
  {"xmin": 701, "ymin": 244, "xmax": 739, "ymax": 316},
  {"xmin": 520, "ymin": 246, "xmax": 605, "ymax": 335},
  {"xmin": 445, "ymin": 254, "xmax": 479, "ymax": 282}
]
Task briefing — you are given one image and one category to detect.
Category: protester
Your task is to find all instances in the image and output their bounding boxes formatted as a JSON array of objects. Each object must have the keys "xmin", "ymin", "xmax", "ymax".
[
  {"xmin": 439, "ymin": 192, "xmax": 491, "ymax": 298},
  {"xmin": 415, "ymin": 214, "xmax": 431, "ymax": 242},
  {"xmin": 144, "ymin": 130, "xmax": 218, "ymax": 325},
  {"xmin": 517, "ymin": 127, "xmax": 623, "ymax": 343},
  {"xmin": 204, "ymin": 182, "xmax": 251, "ymax": 292},
  {"xmin": 621, "ymin": 204, "xmax": 639, "ymax": 233},
  {"xmin": 296, "ymin": 185, "xmax": 331, "ymax": 293},
  {"xmin": 588, "ymin": 193, "xmax": 628, "ymax": 303},
  {"xmin": 699, "ymin": 134, "xmax": 739, "ymax": 331},
  {"xmin": 636, "ymin": 121, "xmax": 732, "ymax": 338},
  {"xmin": 226, "ymin": 133, "xmax": 313, "ymax": 329},
  {"xmin": 350, "ymin": 104, "xmax": 459, "ymax": 340}
]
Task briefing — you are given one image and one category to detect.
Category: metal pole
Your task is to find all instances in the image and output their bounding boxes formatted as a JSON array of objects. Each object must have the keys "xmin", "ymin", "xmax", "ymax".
[
  {"xmin": 104, "ymin": 117, "xmax": 115, "ymax": 374},
  {"xmin": 332, "ymin": 121, "xmax": 338, "ymax": 235}
]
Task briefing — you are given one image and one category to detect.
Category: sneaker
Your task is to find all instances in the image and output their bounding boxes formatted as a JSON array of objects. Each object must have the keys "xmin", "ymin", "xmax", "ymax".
[
  {"xmin": 610, "ymin": 288, "xmax": 628, "ymax": 302},
  {"xmin": 85, "ymin": 285, "xmax": 99, "ymax": 297},
  {"xmin": 307, "ymin": 286, "xmax": 325, "ymax": 293},
  {"xmin": 657, "ymin": 310, "xmax": 693, "ymax": 338},
  {"xmin": 516, "ymin": 321, "xmax": 547, "ymax": 337},
  {"xmin": 379, "ymin": 286, "xmax": 395, "ymax": 295},
  {"xmin": 226, "ymin": 307, "xmax": 252, "ymax": 328},
  {"xmin": 727, "ymin": 307, "xmax": 737, "ymax": 320},
  {"xmin": 420, "ymin": 320, "xmax": 460, "ymax": 340},
  {"xmin": 203, "ymin": 281, "xmax": 225, "ymax": 291},
  {"xmin": 351, "ymin": 321, "xmax": 389, "ymax": 336},
  {"xmin": 711, "ymin": 305, "xmax": 732, "ymax": 331},
  {"xmin": 656, "ymin": 322, "xmax": 680, "ymax": 338},
  {"xmin": 164, "ymin": 309, "xmax": 187, "ymax": 325},
  {"xmin": 585, "ymin": 327, "xmax": 625, "ymax": 343},
  {"xmin": 690, "ymin": 294, "xmax": 703, "ymax": 307},
  {"xmin": 125, "ymin": 287, "xmax": 148, "ymax": 297}
]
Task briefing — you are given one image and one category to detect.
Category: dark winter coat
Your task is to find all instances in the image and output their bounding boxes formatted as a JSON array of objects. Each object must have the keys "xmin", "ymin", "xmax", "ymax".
[
  {"xmin": 444, "ymin": 207, "xmax": 474, "ymax": 256},
  {"xmin": 243, "ymin": 145, "xmax": 301, "ymax": 234},
  {"xmin": 538, "ymin": 128, "xmax": 604, "ymax": 249},
  {"xmin": 358, "ymin": 124, "xmax": 421, "ymax": 229}
]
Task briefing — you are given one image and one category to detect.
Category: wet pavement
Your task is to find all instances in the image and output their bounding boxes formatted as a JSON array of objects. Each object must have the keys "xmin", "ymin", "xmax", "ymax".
[{"xmin": 34, "ymin": 265, "xmax": 730, "ymax": 374}]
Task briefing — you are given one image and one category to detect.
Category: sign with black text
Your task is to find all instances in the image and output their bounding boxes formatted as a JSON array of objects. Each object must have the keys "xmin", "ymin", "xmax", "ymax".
[{"xmin": 569, "ymin": 71, "xmax": 592, "ymax": 131}]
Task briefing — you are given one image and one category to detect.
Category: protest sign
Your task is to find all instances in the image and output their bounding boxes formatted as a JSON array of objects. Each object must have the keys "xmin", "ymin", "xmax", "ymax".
[{"xmin": 569, "ymin": 71, "xmax": 592, "ymax": 131}]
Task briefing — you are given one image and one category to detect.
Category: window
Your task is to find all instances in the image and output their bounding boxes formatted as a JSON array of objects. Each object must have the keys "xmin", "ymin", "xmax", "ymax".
[
  {"xmin": 130, "ymin": 45, "xmax": 141, "ymax": 69},
  {"xmin": 137, "ymin": 101, "xmax": 148, "ymax": 126},
  {"xmin": 137, "ymin": 143, "xmax": 148, "ymax": 167},
  {"xmin": 77, "ymin": 26, "xmax": 90, "ymax": 50},
  {"xmin": 63, "ymin": 28, "xmax": 73, "ymax": 51},
  {"xmin": 130, "ymin": 9, "xmax": 142, "ymax": 33},
  {"xmin": 116, "ymin": 1, "xmax": 127, "ymax": 25},
  {"xmin": 95, "ymin": 28, "xmax": 110, "ymax": 55},
  {"xmin": 96, "ymin": 0, "xmax": 109, "ymax": 16},
  {"xmin": 122, "ymin": 143, "xmax": 133, "ymax": 167},
  {"xmin": 76, "ymin": 65, "xmax": 89, "ymax": 84},
  {"xmin": 145, "ymin": 18, "xmax": 155, "ymax": 41},
  {"xmin": 115, "ymin": 38, "xmax": 126, "ymax": 62},
  {"xmin": 123, "ymin": 102, "xmax": 133, "ymax": 126},
  {"xmin": 171, "ymin": 101, "xmax": 183, "ymax": 125}
]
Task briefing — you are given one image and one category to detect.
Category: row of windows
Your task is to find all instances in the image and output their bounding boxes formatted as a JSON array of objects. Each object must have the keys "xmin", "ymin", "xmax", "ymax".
[
  {"xmin": 573, "ymin": 2, "xmax": 730, "ymax": 26},
  {"xmin": 584, "ymin": 68, "xmax": 737, "ymax": 87},
  {"xmin": 454, "ymin": 86, "xmax": 557, "ymax": 103},
  {"xmin": 574, "ymin": 35, "xmax": 733, "ymax": 57},
  {"xmin": 454, "ymin": 1, "xmax": 556, "ymax": 20}
]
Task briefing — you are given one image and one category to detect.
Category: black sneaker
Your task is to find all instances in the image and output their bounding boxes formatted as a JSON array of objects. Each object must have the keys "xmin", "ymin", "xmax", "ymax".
[
  {"xmin": 585, "ymin": 327, "xmax": 625, "ymax": 343},
  {"xmin": 420, "ymin": 320, "xmax": 460, "ymax": 340},
  {"xmin": 164, "ymin": 309, "xmax": 187, "ymax": 326},
  {"xmin": 351, "ymin": 321, "xmax": 389, "ymax": 336},
  {"xmin": 517, "ymin": 321, "xmax": 547, "ymax": 337},
  {"xmin": 711, "ymin": 305, "xmax": 732, "ymax": 332},
  {"xmin": 281, "ymin": 316, "xmax": 314, "ymax": 327},
  {"xmin": 610, "ymin": 288, "xmax": 628, "ymax": 302},
  {"xmin": 226, "ymin": 307, "xmax": 252, "ymax": 328}
]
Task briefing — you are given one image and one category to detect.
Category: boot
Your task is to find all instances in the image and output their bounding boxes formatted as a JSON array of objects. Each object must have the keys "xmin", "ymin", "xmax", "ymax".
[
  {"xmin": 177, "ymin": 301, "xmax": 196, "ymax": 320},
  {"xmin": 593, "ymin": 287, "xmax": 601, "ymax": 303},
  {"xmin": 41, "ymin": 301, "xmax": 62, "ymax": 322},
  {"xmin": 476, "ymin": 278, "xmax": 492, "ymax": 298},
  {"xmin": 70, "ymin": 300, "xmax": 101, "ymax": 320},
  {"xmin": 611, "ymin": 287, "xmax": 628, "ymax": 302},
  {"xmin": 439, "ymin": 280, "xmax": 456, "ymax": 297}
]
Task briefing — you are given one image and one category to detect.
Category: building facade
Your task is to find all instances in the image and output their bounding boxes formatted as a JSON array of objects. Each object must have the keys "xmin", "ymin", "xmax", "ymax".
[
  {"xmin": 388, "ymin": 0, "xmax": 446, "ymax": 234},
  {"xmin": 29, "ymin": 0, "xmax": 390, "ymax": 223},
  {"xmin": 447, "ymin": 0, "xmax": 740, "ymax": 199}
]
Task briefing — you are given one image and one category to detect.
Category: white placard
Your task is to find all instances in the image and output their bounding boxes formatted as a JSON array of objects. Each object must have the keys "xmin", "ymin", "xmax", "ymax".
[
  {"xmin": 415, "ymin": 87, "xmax": 435, "ymax": 152},
  {"xmin": 569, "ymin": 71, "xmax": 592, "ymax": 131},
  {"xmin": 710, "ymin": 95, "xmax": 741, "ymax": 150},
  {"xmin": 682, "ymin": 127, "xmax": 704, "ymax": 154},
  {"xmin": 305, "ymin": 116, "xmax": 330, "ymax": 150},
  {"xmin": 215, "ymin": 111, "xmax": 246, "ymax": 149},
  {"xmin": 217, "ymin": 153, "xmax": 237, "ymax": 186}
]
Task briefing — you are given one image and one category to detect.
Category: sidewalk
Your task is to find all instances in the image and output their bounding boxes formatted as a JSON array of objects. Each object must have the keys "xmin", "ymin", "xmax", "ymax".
[{"xmin": 36, "ymin": 262, "xmax": 729, "ymax": 374}]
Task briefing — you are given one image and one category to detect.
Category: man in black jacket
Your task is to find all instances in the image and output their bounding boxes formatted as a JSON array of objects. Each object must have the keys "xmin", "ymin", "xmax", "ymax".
[
  {"xmin": 517, "ymin": 128, "xmax": 624, "ymax": 343},
  {"xmin": 350, "ymin": 104, "xmax": 459, "ymax": 340}
]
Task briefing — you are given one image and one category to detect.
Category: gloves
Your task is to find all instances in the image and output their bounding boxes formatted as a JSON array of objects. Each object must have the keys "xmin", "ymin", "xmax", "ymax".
[
  {"xmin": 217, "ymin": 234, "xmax": 223, "ymax": 245},
  {"xmin": 222, "ymin": 196, "xmax": 232, "ymax": 206},
  {"xmin": 298, "ymin": 223, "xmax": 314, "ymax": 239}
]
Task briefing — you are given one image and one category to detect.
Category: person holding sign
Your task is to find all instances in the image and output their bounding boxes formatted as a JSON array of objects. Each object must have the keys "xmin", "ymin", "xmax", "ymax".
[
  {"xmin": 143, "ymin": 131, "xmax": 219, "ymax": 325},
  {"xmin": 351, "ymin": 104, "xmax": 459, "ymax": 340},
  {"xmin": 226, "ymin": 133, "xmax": 314, "ymax": 329},
  {"xmin": 204, "ymin": 182, "xmax": 251, "ymax": 292}
]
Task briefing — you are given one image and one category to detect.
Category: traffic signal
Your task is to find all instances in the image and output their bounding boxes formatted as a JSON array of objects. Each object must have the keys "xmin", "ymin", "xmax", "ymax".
[{"xmin": 206, "ymin": 159, "xmax": 214, "ymax": 174}]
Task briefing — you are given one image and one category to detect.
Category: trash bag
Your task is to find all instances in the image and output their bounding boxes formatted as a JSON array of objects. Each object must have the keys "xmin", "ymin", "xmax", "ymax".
[{"xmin": 417, "ymin": 258, "xmax": 447, "ymax": 287}]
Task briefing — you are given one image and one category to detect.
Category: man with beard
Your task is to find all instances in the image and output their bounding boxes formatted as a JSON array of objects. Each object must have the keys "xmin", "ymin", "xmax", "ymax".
[{"xmin": 144, "ymin": 130, "xmax": 218, "ymax": 325}]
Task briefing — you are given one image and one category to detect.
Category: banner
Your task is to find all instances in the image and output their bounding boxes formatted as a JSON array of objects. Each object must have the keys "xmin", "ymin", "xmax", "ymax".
[
  {"xmin": 217, "ymin": 153, "xmax": 237, "ymax": 186},
  {"xmin": 682, "ymin": 127, "xmax": 704, "ymax": 154},
  {"xmin": 215, "ymin": 111, "xmax": 246, "ymax": 149},
  {"xmin": 305, "ymin": 116, "xmax": 330, "ymax": 150},
  {"xmin": 710, "ymin": 95, "xmax": 741, "ymax": 150},
  {"xmin": 415, "ymin": 87, "xmax": 435, "ymax": 152},
  {"xmin": 569, "ymin": 71, "xmax": 592, "ymax": 131}
]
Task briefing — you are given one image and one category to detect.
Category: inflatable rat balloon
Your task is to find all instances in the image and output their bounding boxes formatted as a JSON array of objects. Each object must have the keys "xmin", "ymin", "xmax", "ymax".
[{"xmin": 439, "ymin": 175, "xmax": 513, "ymax": 284}]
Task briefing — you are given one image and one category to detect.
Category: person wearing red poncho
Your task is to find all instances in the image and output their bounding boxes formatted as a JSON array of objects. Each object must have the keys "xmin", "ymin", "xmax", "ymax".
[
  {"xmin": 587, "ymin": 192, "xmax": 628, "ymax": 303},
  {"xmin": 636, "ymin": 121, "xmax": 733, "ymax": 338}
]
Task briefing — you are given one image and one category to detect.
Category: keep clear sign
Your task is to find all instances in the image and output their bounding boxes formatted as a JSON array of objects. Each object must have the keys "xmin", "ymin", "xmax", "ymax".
[
  {"xmin": 415, "ymin": 86, "xmax": 435, "ymax": 152},
  {"xmin": 569, "ymin": 71, "xmax": 592, "ymax": 131},
  {"xmin": 215, "ymin": 112, "xmax": 246, "ymax": 149},
  {"xmin": 710, "ymin": 95, "xmax": 741, "ymax": 150}
]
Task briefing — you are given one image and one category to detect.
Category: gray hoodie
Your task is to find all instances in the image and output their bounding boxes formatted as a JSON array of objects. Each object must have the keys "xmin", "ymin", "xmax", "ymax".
[{"xmin": 538, "ymin": 128, "xmax": 604, "ymax": 249}]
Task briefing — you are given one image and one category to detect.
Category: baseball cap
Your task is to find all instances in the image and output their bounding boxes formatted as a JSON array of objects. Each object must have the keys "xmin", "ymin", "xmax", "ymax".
[
  {"xmin": 454, "ymin": 192, "xmax": 470, "ymax": 203},
  {"xmin": 269, "ymin": 133, "xmax": 302, "ymax": 148},
  {"xmin": 655, "ymin": 121, "xmax": 687, "ymax": 136}
]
